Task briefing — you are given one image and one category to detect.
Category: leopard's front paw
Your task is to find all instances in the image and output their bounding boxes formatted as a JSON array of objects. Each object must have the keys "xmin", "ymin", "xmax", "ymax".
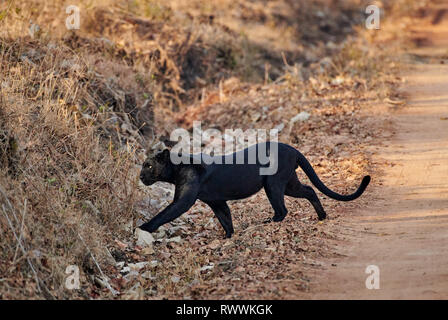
[
  {"xmin": 318, "ymin": 211, "xmax": 327, "ymax": 221},
  {"xmin": 139, "ymin": 222, "xmax": 158, "ymax": 233}
]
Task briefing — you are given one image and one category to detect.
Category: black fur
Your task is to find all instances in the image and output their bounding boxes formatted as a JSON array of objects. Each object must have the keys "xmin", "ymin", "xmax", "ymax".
[{"xmin": 139, "ymin": 142, "xmax": 370, "ymax": 238}]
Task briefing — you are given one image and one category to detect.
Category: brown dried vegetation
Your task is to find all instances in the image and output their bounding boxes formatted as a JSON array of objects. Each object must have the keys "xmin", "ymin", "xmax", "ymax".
[{"xmin": 0, "ymin": 0, "xmax": 418, "ymax": 299}]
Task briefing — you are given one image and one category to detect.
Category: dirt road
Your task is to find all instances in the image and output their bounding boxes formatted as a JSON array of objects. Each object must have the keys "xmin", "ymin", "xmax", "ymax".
[{"xmin": 304, "ymin": 8, "xmax": 448, "ymax": 299}]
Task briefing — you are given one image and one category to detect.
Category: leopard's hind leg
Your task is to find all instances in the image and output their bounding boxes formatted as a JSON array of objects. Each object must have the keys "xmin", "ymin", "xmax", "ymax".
[{"xmin": 285, "ymin": 173, "xmax": 327, "ymax": 220}]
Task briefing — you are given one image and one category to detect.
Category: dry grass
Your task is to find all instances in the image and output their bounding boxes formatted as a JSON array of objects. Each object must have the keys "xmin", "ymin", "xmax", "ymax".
[{"xmin": 0, "ymin": 35, "xmax": 146, "ymax": 298}]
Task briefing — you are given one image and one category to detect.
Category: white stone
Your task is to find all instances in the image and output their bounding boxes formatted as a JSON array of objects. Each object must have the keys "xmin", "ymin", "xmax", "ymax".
[
  {"xmin": 290, "ymin": 111, "xmax": 310, "ymax": 123},
  {"xmin": 135, "ymin": 228, "xmax": 155, "ymax": 247}
]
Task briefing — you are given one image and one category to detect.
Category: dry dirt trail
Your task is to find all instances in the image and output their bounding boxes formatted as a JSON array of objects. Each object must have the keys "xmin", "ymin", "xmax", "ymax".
[{"xmin": 302, "ymin": 8, "xmax": 448, "ymax": 299}]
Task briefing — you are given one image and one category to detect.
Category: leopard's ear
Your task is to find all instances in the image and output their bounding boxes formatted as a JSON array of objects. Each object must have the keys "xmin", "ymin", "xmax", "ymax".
[
  {"xmin": 151, "ymin": 141, "xmax": 166, "ymax": 153},
  {"xmin": 156, "ymin": 148, "xmax": 171, "ymax": 162}
]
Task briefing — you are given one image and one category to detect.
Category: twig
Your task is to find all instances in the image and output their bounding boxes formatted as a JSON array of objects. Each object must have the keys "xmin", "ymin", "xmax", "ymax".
[
  {"xmin": 0, "ymin": 186, "xmax": 19, "ymax": 224},
  {"xmin": 0, "ymin": 187, "xmax": 55, "ymax": 299},
  {"xmin": 13, "ymin": 199, "xmax": 27, "ymax": 263},
  {"xmin": 77, "ymin": 232, "xmax": 119, "ymax": 296},
  {"xmin": 1, "ymin": 204, "xmax": 41, "ymax": 293}
]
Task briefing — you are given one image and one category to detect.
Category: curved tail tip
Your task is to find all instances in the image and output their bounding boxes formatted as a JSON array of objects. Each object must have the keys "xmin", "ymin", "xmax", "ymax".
[{"xmin": 362, "ymin": 175, "xmax": 371, "ymax": 186}]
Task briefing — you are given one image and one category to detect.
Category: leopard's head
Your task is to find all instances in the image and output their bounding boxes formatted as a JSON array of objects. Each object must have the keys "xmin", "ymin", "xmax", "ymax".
[{"xmin": 140, "ymin": 143, "xmax": 173, "ymax": 186}]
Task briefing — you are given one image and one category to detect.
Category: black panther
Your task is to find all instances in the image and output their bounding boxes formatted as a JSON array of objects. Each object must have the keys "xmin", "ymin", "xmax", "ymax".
[{"xmin": 139, "ymin": 142, "xmax": 370, "ymax": 238}]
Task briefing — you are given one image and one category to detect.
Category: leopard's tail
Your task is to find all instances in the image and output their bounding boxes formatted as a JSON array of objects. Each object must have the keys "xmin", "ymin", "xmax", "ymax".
[{"xmin": 295, "ymin": 151, "xmax": 370, "ymax": 201}]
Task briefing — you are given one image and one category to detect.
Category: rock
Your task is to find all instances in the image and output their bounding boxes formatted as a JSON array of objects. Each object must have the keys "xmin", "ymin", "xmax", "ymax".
[
  {"xmin": 208, "ymin": 239, "xmax": 221, "ymax": 250},
  {"xmin": 135, "ymin": 228, "xmax": 155, "ymax": 247},
  {"xmin": 141, "ymin": 246, "xmax": 155, "ymax": 255},
  {"xmin": 148, "ymin": 184, "xmax": 174, "ymax": 200},
  {"xmin": 154, "ymin": 226, "xmax": 166, "ymax": 239},
  {"xmin": 47, "ymin": 42, "xmax": 57, "ymax": 50},
  {"xmin": 32, "ymin": 250, "xmax": 42, "ymax": 258},
  {"xmin": 97, "ymin": 37, "xmax": 114, "ymax": 46},
  {"xmin": 251, "ymin": 112, "xmax": 261, "ymax": 122},
  {"xmin": 28, "ymin": 22, "xmax": 41, "ymax": 38},
  {"xmin": 326, "ymin": 41, "xmax": 337, "ymax": 49},
  {"xmin": 274, "ymin": 123, "xmax": 285, "ymax": 132},
  {"xmin": 166, "ymin": 236, "xmax": 182, "ymax": 244},
  {"xmin": 331, "ymin": 76, "xmax": 345, "ymax": 86},
  {"xmin": 115, "ymin": 239, "xmax": 128, "ymax": 249},
  {"xmin": 138, "ymin": 180, "xmax": 147, "ymax": 188},
  {"xmin": 120, "ymin": 266, "xmax": 130, "ymax": 274},
  {"xmin": 128, "ymin": 262, "xmax": 149, "ymax": 271},
  {"xmin": 316, "ymin": 10, "xmax": 325, "ymax": 18},
  {"xmin": 123, "ymin": 270, "xmax": 140, "ymax": 281},
  {"xmin": 123, "ymin": 220, "xmax": 133, "ymax": 233},
  {"xmin": 199, "ymin": 263, "xmax": 215, "ymax": 272},
  {"xmin": 150, "ymin": 199, "xmax": 163, "ymax": 209},
  {"xmin": 290, "ymin": 111, "xmax": 310, "ymax": 123},
  {"xmin": 171, "ymin": 275, "xmax": 181, "ymax": 283}
]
